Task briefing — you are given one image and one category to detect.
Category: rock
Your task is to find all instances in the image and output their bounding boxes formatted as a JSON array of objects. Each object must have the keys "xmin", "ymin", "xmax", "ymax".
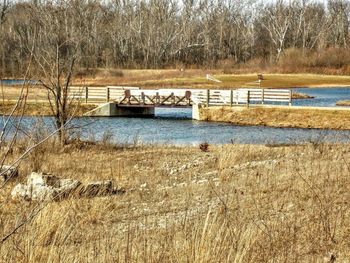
[
  {"xmin": 27, "ymin": 172, "xmax": 60, "ymax": 187},
  {"xmin": 11, "ymin": 172, "xmax": 123, "ymax": 201},
  {"xmin": 30, "ymin": 184, "xmax": 58, "ymax": 201},
  {"xmin": 79, "ymin": 180, "xmax": 114, "ymax": 197},
  {"xmin": 11, "ymin": 184, "xmax": 29, "ymax": 200},
  {"xmin": 0, "ymin": 165, "xmax": 19, "ymax": 183},
  {"xmin": 12, "ymin": 172, "xmax": 81, "ymax": 201},
  {"xmin": 11, "ymin": 183, "xmax": 57, "ymax": 201},
  {"xmin": 59, "ymin": 178, "xmax": 81, "ymax": 190}
]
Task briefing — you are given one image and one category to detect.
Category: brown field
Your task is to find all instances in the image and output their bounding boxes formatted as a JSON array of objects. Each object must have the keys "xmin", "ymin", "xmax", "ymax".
[
  {"xmin": 0, "ymin": 101, "xmax": 97, "ymax": 116},
  {"xmin": 196, "ymin": 106, "xmax": 350, "ymax": 130},
  {"xmin": 1, "ymin": 140, "xmax": 350, "ymax": 262},
  {"xmin": 74, "ymin": 70, "xmax": 350, "ymax": 89}
]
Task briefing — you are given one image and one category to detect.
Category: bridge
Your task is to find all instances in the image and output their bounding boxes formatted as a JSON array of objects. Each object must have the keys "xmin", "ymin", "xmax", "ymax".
[{"xmin": 68, "ymin": 86, "xmax": 292, "ymax": 118}]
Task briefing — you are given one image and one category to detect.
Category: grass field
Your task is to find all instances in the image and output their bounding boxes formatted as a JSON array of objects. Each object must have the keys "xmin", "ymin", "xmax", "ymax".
[
  {"xmin": 1, "ymin": 140, "xmax": 350, "ymax": 262},
  {"xmin": 196, "ymin": 105, "xmax": 350, "ymax": 130},
  {"xmin": 0, "ymin": 101, "xmax": 96, "ymax": 116},
  {"xmin": 75, "ymin": 69, "xmax": 350, "ymax": 89}
]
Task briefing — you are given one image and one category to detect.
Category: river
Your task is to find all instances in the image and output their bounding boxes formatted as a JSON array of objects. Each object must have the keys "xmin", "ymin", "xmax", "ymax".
[{"xmin": 2, "ymin": 87, "xmax": 350, "ymax": 145}]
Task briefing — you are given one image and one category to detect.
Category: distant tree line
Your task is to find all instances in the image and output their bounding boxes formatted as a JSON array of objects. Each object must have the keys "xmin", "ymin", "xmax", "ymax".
[{"xmin": 0, "ymin": 0, "xmax": 349, "ymax": 76}]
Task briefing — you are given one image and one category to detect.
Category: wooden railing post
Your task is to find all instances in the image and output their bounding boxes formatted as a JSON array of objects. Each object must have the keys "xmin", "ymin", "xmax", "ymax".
[
  {"xmin": 185, "ymin": 90, "xmax": 191, "ymax": 105},
  {"xmin": 106, "ymin": 87, "xmax": 110, "ymax": 102},
  {"xmin": 262, "ymin": 89, "xmax": 265, "ymax": 105},
  {"xmin": 171, "ymin": 92, "xmax": 175, "ymax": 106},
  {"xmin": 85, "ymin": 87, "xmax": 88, "ymax": 103},
  {"xmin": 230, "ymin": 90, "xmax": 233, "ymax": 107},
  {"xmin": 289, "ymin": 90, "xmax": 292, "ymax": 106},
  {"xmin": 206, "ymin": 89, "xmax": 210, "ymax": 107},
  {"xmin": 141, "ymin": 92, "xmax": 145, "ymax": 105},
  {"xmin": 247, "ymin": 90, "xmax": 250, "ymax": 107},
  {"xmin": 156, "ymin": 92, "xmax": 160, "ymax": 105}
]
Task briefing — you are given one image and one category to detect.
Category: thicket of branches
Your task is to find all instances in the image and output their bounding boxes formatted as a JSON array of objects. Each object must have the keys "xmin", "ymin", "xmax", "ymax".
[{"xmin": 0, "ymin": 0, "xmax": 350, "ymax": 76}]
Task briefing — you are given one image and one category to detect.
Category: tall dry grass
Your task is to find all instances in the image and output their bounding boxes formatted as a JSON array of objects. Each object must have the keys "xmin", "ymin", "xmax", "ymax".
[
  {"xmin": 277, "ymin": 48, "xmax": 350, "ymax": 75},
  {"xmin": 0, "ymin": 139, "xmax": 350, "ymax": 262},
  {"xmin": 198, "ymin": 106, "xmax": 350, "ymax": 130}
]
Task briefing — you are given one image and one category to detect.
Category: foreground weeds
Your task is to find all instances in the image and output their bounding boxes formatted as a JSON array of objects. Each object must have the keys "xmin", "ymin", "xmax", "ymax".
[{"xmin": 0, "ymin": 140, "xmax": 350, "ymax": 262}]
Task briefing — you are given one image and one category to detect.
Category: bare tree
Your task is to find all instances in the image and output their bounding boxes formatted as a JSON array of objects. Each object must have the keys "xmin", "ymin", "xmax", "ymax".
[
  {"xmin": 0, "ymin": 0, "xmax": 10, "ymax": 26},
  {"xmin": 0, "ymin": 0, "xmax": 350, "ymax": 71},
  {"xmin": 18, "ymin": 1, "xmax": 87, "ymax": 145},
  {"xmin": 261, "ymin": 0, "xmax": 293, "ymax": 62},
  {"xmin": 328, "ymin": 0, "xmax": 350, "ymax": 48}
]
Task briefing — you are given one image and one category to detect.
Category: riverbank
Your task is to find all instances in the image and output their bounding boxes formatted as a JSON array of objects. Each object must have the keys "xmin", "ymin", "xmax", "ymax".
[
  {"xmin": 0, "ymin": 101, "xmax": 96, "ymax": 116},
  {"xmin": 1, "ymin": 140, "xmax": 350, "ymax": 262},
  {"xmin": 292, "ymin": 92, "xmax": 314, "ymax": 99},
  {"xmin": 195, "ymin": 105, "xmax": 350, "ymax": 130},
  {"xmin": 336, "ymin": 100, "xmax": 350, "ymax": 106}
]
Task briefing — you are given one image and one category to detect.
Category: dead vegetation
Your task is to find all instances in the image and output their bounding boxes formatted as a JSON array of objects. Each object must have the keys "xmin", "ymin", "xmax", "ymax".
[
  {"xmin": 0, "ymin": 139, "xmax": 350, "ymax": 262},
  {"xmin": 0, "ymin": 101, "xmax": 96, "ymax": 116},
  {"xmin": 74, "ymin": 70, "xmax": 350, "ymax": 89},
  {"xmin": 336, "ymin": 100, "xmax": 350, "ymax": 107},
  {"xmin": 292, "ymin": 92, "xmax": 314, "ymax": 99},
  {"xmin": 2, "ymin": 1, "xmax": 350, "ymax": 73},
  {"xmin": 198, "ymin": 106, "xmax": 350, "ymax": 130}
]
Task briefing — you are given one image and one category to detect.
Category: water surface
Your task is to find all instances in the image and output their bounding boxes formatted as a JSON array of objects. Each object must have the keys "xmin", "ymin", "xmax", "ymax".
[
  {"xmin": 1, "ymin": 87, "xmax": 350, "ymax": 145},
  {"xmin": 8, "ymin": 112, "xmax": 347, "ymax": 146},
  {"xmin": 293, "ymin": 87, "xmax": 350, "ymax": 107},
  {"xmin": 0, "ymin": 79, "xmax": 37, "ymax": 85}
]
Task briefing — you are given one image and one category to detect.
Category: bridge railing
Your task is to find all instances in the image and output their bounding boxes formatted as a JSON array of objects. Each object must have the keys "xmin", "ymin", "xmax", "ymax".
[
  {"xmin": 68, "ymin": 87, "xmax": 292, "ymax": 106},
  {"xmin": 68, "ymin": 86, "xmax": 140, "ymax": 103},
  {"xmin": 191, "ymin": 89, "xmax": 292, "ymax": 106}
]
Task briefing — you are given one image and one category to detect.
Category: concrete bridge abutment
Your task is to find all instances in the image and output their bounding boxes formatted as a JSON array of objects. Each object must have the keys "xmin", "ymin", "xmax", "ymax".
[
  {"xmin": 192, "ymin": 104, "xmax": 202, "ymax": 120},
  {"xmin": 85, "ymin": 102, "xmax": 155, "ymax": 117}
]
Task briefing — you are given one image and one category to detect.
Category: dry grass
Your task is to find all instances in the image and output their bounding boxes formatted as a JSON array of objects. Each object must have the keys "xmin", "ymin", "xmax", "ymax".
[
  {"xmin": 0, "ymin": 85, "xmax": 47, "ymax": 101},
  {"xmin": 197, "ymin": 106, "xmax": 350, "ymax": 130},
  {"xmin": 0, "ymin": 101, "xmax": 97, "ymax": 116},
  {"xmin": 292, "ymin": 92, "xmax": 314, "ymax": 99},
  {"xmin": 1, "ymin": 140, "xmax": 350, "ymax": 262},
  {"xmin": 336, "ymin": 100, "xmax": 350, "ymax": 107},
  {"xmin": 73, "ymin": 70, "xmax": 350, "ymax": 89}
]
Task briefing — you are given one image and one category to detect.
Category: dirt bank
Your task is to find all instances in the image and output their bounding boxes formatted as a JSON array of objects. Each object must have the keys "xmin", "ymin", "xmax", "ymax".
[
  {"xmin": 0, "ymin": 101, "xmax": 97, "ymax": 116},
  {"xmin": 196, "ymin": 105, "xmax": 350, "ymax": 130},
  {"xmin": 336, "ymin": 100, "xmax": 350, "ymax": 107}
]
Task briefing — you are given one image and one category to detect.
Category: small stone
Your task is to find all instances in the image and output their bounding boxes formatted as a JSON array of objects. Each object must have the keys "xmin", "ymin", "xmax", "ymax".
[
  {"xmin": 27, "ymin": 172, "xmax": 60, "ymax": 187},
  {"xmin": 30, "ymin": 184, "xmax": 58, "ymax": 201},
  {"xmin": 0, "ymin": 165, "xmax": 19, "ymax": 183},
  {"xmin": 11, "ymin": 172, "xmax": 123, "ymax": 201},
  {"xmin": 11, "ymin": 184, "xmax": 29, "ymax": 200},
  {"xmin": 57, "ymin": 179, "xmax": 81, "ymax": 198},
  {"xmin": 12, "ymin": 172, "xmax": 81, "ymax": 201}
]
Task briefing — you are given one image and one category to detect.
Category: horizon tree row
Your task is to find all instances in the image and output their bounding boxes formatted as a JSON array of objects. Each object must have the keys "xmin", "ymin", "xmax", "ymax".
[{"xmin": 0, "ymin": 0, "xmax": 349, "ymax": 76}]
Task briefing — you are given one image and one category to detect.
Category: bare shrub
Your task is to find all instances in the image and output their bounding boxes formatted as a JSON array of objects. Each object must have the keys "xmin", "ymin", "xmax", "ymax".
[{"xmin": 199, "ymin": 142, "xmax": 209, "ymax": 152}]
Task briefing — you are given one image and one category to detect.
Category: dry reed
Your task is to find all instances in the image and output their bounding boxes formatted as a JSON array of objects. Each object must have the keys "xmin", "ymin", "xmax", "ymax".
[{"xmin": 0, "ymin": 139, "xmax": 349, "ymax": 262}]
